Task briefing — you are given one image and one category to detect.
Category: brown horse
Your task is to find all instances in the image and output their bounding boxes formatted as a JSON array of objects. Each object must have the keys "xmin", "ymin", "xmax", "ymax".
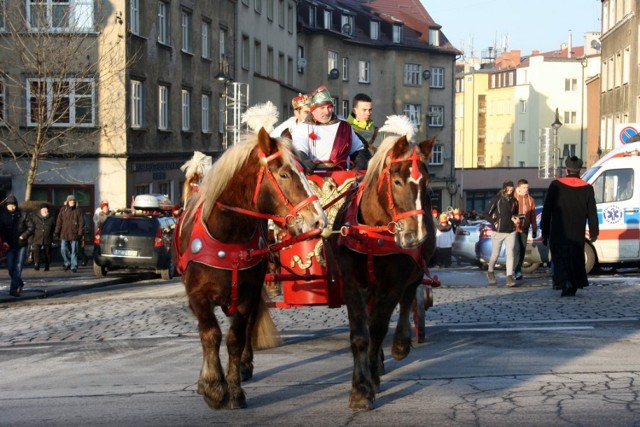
[
  {"xmin": 174, "ymin": 120, "xmax": 327, "ymax": 410},
  {"xmin": 331, "ymin": 116, "xmax": 436, "ymax": 411}
]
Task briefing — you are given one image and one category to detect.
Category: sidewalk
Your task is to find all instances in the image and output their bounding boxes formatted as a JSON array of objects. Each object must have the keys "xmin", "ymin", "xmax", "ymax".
[{"xmin": 0, "ymin": 261, "xmax": 136, "ymax": 303}]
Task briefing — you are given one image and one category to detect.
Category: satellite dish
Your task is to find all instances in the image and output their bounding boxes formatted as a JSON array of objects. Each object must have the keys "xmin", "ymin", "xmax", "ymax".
[
  {"xmin": 297, "ymin": 58, "xmax": 307, "ymax": 69},
  {"xmin": 342, "ymin": 23, "xmax": 352, "ymax": 34},
  {"xmin": 328, "ymin": 68, "xmax": 340, "ymax": 80},
  {"xmin": 473, "ymin": 63, "xmax": 481, "ymax": 71},
  {"xmin": 590, "ymin": 39, "xmax": 601, "ymax": 51},
  {"xmin": 422, "ymin": 70, "xmax": 431, "ymax": 80}
]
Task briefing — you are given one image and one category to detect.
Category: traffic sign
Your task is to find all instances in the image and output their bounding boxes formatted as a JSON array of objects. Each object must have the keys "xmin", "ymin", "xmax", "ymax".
[{"xmin": 614, "ymin": 123, "xmax": 640, "ymax": 146}]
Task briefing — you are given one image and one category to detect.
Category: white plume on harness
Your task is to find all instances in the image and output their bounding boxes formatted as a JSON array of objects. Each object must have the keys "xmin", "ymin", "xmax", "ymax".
[
  {"xmin": 379, "ymin": 115, "xmax": 417, "ymax": 142},
  {"xmin": 241, "ymin": 101, "xmax": 279, "ymax": 133},
  {"xmin": 180, "ymin": 151, "xmax": 212, "ymax": 180}
]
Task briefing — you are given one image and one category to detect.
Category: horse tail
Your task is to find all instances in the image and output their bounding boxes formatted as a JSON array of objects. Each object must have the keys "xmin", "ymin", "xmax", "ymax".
[{"xmin": 251, "ymin": 289, "xmax": 282, "ymax": 350}]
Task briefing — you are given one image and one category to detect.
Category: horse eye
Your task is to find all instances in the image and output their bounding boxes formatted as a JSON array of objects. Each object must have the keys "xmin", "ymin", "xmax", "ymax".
[
  {"xmin": 393, "ymin": 179, "xmax": 403, "ymax": 186},
  {"xmin": 279, "ymin": 171, "xmax": 290, "ymax": 179}
]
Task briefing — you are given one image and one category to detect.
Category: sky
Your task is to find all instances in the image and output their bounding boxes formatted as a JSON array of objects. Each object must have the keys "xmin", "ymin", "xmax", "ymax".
[{"xmin": 422, "ymin": 0, "xmax": 602, "ymax": 57}]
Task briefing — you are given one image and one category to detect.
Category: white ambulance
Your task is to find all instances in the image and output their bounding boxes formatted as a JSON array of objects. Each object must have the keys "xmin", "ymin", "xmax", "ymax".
[{"xmin": 581, "ymin": 141, "xmax": 640, "ymax": 272}]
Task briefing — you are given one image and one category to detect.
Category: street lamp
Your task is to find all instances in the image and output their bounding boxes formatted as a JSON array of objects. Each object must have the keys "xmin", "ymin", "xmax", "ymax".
[{"xmin": 551, "ymin": 108, "xmax": 563, "ymax": 177}]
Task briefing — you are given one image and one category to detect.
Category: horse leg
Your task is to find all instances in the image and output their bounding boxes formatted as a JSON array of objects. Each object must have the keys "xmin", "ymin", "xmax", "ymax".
[
  {"xmin": 240, "ymin": 308, "xmax": 256, "ymax": 382},
  {"xmin": 190, "ymin": 297, "xmax": 228, "ymax": 409},
  {"xmin": 367, "ymin": 297, "xmax": 397, "ymax": 392},
  {"xmin": 392, "ymin": 280, "xmax": 421, "ymax": 361},
  {"xmin": 225, "ymin": 313, "xmax": 249, "ymax": 409},
  {"xmin": 344, "ymin": 281, "xmax": 376, "ymax": 412}
]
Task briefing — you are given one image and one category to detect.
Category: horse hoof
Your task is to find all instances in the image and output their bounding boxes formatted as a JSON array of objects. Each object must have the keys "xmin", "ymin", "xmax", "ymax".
[
  {"xmin": 227, "ymin": 397, "xmax": 247, "ymax": 409},
  {"xmin": 203, "ymin": 395, "xmax": 227, "ymax": 410},
  {"xmin": 240, "ymin": 364, "xmax": 254, "ymax": 382},
  {"xmin": 391, "ymin": 340, "xmax": 411, "ymax": 361},
  {"xmin": 349, "ymin": 397, "xmax": 374, "ymax": 412}
]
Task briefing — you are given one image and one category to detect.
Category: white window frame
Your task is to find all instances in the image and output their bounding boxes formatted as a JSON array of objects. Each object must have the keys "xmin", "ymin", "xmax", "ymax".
[
  {"xmin": 341, "ymin": 14, "xmax": 353, "ymax": 35},
  {"xmin": 519, "ymin": 99, "xmax": 527, "ymax": 113},
  {"xmin": 428, "ymin": 105, "xmax": 444, "ymax": 127},
  {"xmin": 181, "ymin": 10, "xmax": 192, "ymax": 53},
  {"xmin": 201, "ymin": 20, "xmax": 210, "ymax": 59},
  {"xmin": 201, "ymin": 94, "xmax": 211, "ymax": 133},
  {"xmin": 158, "ymin": 85, "xmax": 169, "ymax": 130},
  {"xmin": 404, "ymin": 63, "xmax": 421, "ymax": 86},
  {"xmin": 157, "ymin": 1, "xmax": 169, "ymax": 45},
  {"xmin": 428, "ymin": 144, "xmax": 443, "ymax": 165},
  {"xmin": 130, "ymin": 79, "xmax": 143, "ymax": 129},
  {"xmin": 219, "ymin": 28, "xmax": 227, "ymax": 59},
  {"xmin": 129, "ymin": 0, "xmax": 140, "ymax": 35},
  {"xmin": 27, "ymin": 0, "xmax": 94, "ymax": 32},
  {"xmin": 430, "ymin": 67, "xmax": 445, "ymax": 88},
  {"xmin": 323, "ymin": 9, "xmax": 331, "ymax": 29},
  {"xmin": 392, "ymin": 24, "xmax": 402, "ymax": 43},
  {"xmin": 563, "ymin": 111, "xmax": 577, "ymax": 125},
  {"xmin": 342, "ymin": 100, "xmax": 349, "ymax": 118},
  {"xmin": 328, "ymin": 50, "xmax": 338, "ymax": 74},
  {"xmin": 27, "ymin": 77, "xmax": 95, "ymax": 127},
  {"xmin": 428, "ymin": 28, "xmax": 439, "ymax": 46},
  {"xmin": 565, "ymin": 78, "xmax": 578, "ymax": 92},
  {"xmin": 370, "ymin": 20, "xmax": 379, "ymax": 40},
  {"xmin": 181, "ymin": 89, "xmax": 191, "ymax": 131},
  {"xmin": 403, "ymin": 103, "xmax": 421, "ymax": 127},
  {"xmin": 358, "ymin": 60, "xmax": 370, "ymax": 83},
  {"xmin": 342, "ymin": 57, "xmax": 349, "ymax": 81}
]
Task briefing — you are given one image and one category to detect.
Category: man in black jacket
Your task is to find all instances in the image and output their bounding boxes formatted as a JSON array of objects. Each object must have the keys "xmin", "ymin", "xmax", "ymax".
[
  {"xmin": 0, "ymin": 196, "xmax": 34, "ymax": 296},
  {"xmin": 541, "ymin": 156, "xmax": 599, "ymax": 297},
  {"xmin": 483, "ymin": 181, "xmax": 519, "ymax": 287}
]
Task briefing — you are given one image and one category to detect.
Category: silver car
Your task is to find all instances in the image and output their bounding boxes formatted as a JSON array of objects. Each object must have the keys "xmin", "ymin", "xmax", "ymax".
[{"xmin": 452, "ymin": 220, "xmax": 489, "ymax": 266}]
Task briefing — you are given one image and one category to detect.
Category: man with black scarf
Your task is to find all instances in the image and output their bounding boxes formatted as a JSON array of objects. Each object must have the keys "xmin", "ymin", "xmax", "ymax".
[{"xmin": 541, "ymin": 156, "xmax": 599, "ymax": 297}]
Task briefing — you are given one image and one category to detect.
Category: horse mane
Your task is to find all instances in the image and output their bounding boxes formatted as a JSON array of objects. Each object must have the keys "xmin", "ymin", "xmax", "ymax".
[{"xmin": 363, "ymin": 134, "xmax": 409, "ymax": 185}]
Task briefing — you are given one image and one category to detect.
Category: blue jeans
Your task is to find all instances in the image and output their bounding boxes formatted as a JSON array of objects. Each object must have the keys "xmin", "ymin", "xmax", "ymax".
[
  {"xmin": 6, "ymin": 245, "xmax": 28, "ymax": 291},
  {"xmin": 61, "ymin": 239, "xmax": 79, "ymax": 270}
]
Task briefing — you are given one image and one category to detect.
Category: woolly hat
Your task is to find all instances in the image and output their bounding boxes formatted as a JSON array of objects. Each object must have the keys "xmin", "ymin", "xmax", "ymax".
[
  {"xmin": 39, "ymin": 203, "xmax": 49, "ymax": 210},
  {"xmin": 66, "ymin": 194, "xmax": 76, "ymax": 202},
  {"xmin": 502, "ymin": 180, "xmax": 514, "ymax": 190},
  {"xmin": 291, "ymin": 93, "xmax": 310, "ymax": 109},
  {"xmin": 309, "ymin": 86, "xmax": 333, "ymax": 111},
  {"xmin": 5, "ymin": 195, "xmax": 17, "ymax": 207},
  {"xmin": 565, "ymin": 156, "xmax": 583, "ymax": 171},
  {"xmin": 100, "ymin": 202, "xmax": 109, "ymax": 209}
]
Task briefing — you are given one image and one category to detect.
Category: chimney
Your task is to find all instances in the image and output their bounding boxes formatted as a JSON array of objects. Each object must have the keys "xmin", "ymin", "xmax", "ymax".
[{"xmin": 568, "ymin": 30, "xmax": 573, "ymax": 58}]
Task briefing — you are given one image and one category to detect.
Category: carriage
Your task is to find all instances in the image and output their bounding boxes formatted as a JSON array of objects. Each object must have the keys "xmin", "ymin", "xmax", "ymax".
[{"xmin": 173, "ymin": 103, "xmax": 440, "ymax": 411}]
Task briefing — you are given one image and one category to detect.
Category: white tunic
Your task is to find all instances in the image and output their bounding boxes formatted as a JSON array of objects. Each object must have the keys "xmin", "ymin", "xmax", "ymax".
[{"xmin": 291, "ymin": 119, "xmax": 364, "ymax": 162}]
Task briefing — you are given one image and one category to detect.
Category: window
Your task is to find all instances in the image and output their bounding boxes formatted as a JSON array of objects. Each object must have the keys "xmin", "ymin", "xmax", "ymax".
[
  {"xmin": 267, "ymin": 46, "xmax": 274, "ymax": 77},
  {"xmin": 267, "ymin": 0, "xmax": 274, "ymax": 21},
  {"xmin": 201, "ymin": 94, "xmax": 210, "ymax": 133},
  {"xmin": 27, "ymin": 78, "xmax": 95, "ymax": 127},
  {"xmin": 403, "ymin": 104, "xmax": 421, "ymax": 126},
  {"xmin": 297, "ymin": 45, "xmax": 304, "ymax": 73},
  {"xmin": 287, "ymin": 3, "xmax": 293, "ymax": 33},
  {"xmin": 519, "ymin": 99, "xmax": 527, "ymax": 113},
  {"xmin": 130, "ymin": 80, "xmax": 143, "ymax": 128},
  {"xmin": 130, "ymin": 0, "xmax": 140, "ymax": 35},
  {"xmin": 278, "ymin": 0, "xmax": 285, "ymax": 27},
  {"xmin": 241, "ymin": 35, "xmax": 249, "ymax": 70},
  {"xmin": 287, "ymin": 56, "xmax": 293, "ymax": 85},
  {"xmin": 392, "ymin": 24, "xmax": 402, "ymax": 43},
  {"xmin": 308, "ymin": 4, "xmax": 316, "ymax": 26},
  {"xmin": 342, "ymin": 100, "xmax": 349, "ymax": 118},
  {"xmin": 428, "ymin": 105, "xmax": 444, "ymax": 127},
  {"xmin": 254, "ymin": 40, "xmax": 262, "ymax": 74},
  {"xmin": 181, "ymin": 10, "xmax": 192, "ymax": 52},
  {"xmin": 565, "ymin": 78, "xmax": 577, "ymax": 92},
  {"xmin": 593, "ymin": 168, "xmax": 634, "ymax": 204},
  {"xmin": 255, "ymin": 0, "xmax": 262, "ymax": 13},
  {"xmin": 201, "ymin": 21, "xmax": 210, "ymax": 59},
  {"xmin": 404, "ymin": 63, "xmax": 421, "ymax": 86},
  {"xmin": 623, "ymin": 47, "xmax": 630, "ymax": 84},
  {"xmin": 219, "ymin": 28, "xmax": 227, "ymax": 59},
  {"xmin": 278, "ymin": 52, "xmax": 284, "ymax": 81},
  {"xmin": 370, "ymin": 20, "xmax": 379, "ymax": 40},
  {"xmin": 342, "ymin": 57, "xmax": 349, "ymax": 81},
  {"xmin": 341, "ymin": 14, "xmax": 353, "ymax": 35},
  {"xmin": 430, "ymin": 67, "xmax": 444, "ymax": 88},
  {"xmin": 157, "ymin": 2, "xmax": 169, "ymax": 44},
  {"xmin": 429, "ymin": 145, "xmax": 443, "ymax": 165},
  {"xmin": 428, "ymin": 28, "xmax": 439, "ymax": 46},
  {"xmin": 328, "ymin": 50, "xmax": 338, "ymax": 74},
  {"xmin": 519, "ymin": 130, "xmax": 526, "ymax": 144},
  {"xmin": 28, "ymin": 0, "xmax": 93, "ymax": 31},
  {"xmin": 323, "ymin": 9, "xmax": 331, "ymax": 29},
  {"xmin": 358, "ymin": 61, "xmax": 370, "ymax": 83},
  {"xmin": 563, "ymin": 111, "xmax": 577, "ymax": 124},
  {"xmin": 158, "ymin": 85, "xmax": 169, "ymax": 130},
  {"xmin": 181, "ymin": 89, "xmax": 191, "ymax": 131}
]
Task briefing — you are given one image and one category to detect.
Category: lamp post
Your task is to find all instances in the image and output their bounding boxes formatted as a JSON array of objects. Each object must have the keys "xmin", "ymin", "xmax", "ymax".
[{"xmin": 551, "ymin": 108, "xmax": 563, "ymax": 177}]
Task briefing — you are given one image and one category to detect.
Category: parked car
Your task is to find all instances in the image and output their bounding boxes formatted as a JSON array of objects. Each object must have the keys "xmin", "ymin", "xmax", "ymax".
[
  {"xmin": 451, "ymin": 220, "xmax": 489, "ymax": 266},
  {"xmin": 475, "ymin": 207, "xmax": 550, "ymax": 273},
  {"xmin": 92, "ymin": 195, "xmax": 177, "ymax": 280}
]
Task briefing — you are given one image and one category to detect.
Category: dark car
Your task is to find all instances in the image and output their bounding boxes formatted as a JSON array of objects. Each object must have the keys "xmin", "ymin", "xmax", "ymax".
[
  {"xmin": 475, "ymin": 206, "xmax": 550, "ymax": 273},
  {"xmin": 92, "ymin": 212, "xmax": 177, "ymax": 280}
]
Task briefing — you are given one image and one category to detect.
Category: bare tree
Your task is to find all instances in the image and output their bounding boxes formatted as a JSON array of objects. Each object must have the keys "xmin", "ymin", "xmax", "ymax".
[{"xmin": 0, "ymin": 1, "xmax": 130, "ymax": 200}]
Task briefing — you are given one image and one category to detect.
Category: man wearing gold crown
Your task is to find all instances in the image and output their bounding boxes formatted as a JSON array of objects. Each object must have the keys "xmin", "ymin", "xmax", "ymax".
[
  {"xmin": 291, "ymin": 86, "xmax": 371, "ymax": 173},
  {"xmin": 271, "ymin": 93, "xmax": 311, "ymax": 139}
]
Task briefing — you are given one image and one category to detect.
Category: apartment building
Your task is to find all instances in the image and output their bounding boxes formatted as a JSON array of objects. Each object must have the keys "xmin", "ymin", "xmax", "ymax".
[
  {"xmin": 0, "ymin": 0, "xmax": 235, "ymax": 211},
  {"xmin": 295, "ymin": 0, "xmax": 459, "ymax": 210}
]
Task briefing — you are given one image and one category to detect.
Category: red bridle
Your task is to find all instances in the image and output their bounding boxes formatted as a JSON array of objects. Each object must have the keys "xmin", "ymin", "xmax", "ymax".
[
  {"xmin": 375, "ymin": 146, "xmax": 427, "ymax": 232},
  {"xmin": 215, "ymin": 149, "xmax": 319, "ymax": 227}
]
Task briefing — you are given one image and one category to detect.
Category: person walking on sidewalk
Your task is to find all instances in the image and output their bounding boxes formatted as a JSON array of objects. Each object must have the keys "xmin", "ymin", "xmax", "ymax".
[
  {"xmin": 483, "ymin": 181, "xmax": 519, "ymax": 287},
  {"xmin": 513, "ymin": 179, "xmax": 538, "ymax": 280},
  {"xmin": 541, "ymin": 156, "xmax": 599, "ymax": 297},
  {"xmin": 31, "ymin": 203, "xmax": 55, "ymax": 271},
  {"xmin": 0, "ymin": 196, "xmax": 34, "ymax": 297},
  {"xmin": 55, "ymin": 195, "xmax": 84, "ymax": 273}
]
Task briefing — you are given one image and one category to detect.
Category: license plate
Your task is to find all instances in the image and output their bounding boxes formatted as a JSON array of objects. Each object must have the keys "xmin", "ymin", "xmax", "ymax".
[{"xmin": 112, "ymin": 248, "xmax": 139, "ymax": 256}]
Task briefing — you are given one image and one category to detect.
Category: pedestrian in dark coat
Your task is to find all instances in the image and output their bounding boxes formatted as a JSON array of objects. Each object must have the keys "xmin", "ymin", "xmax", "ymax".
[
  {"xmin": 31, "ymin": 203, "xmax": 56, "ymax": 271},
  {"xmin": 0, "ymin": 196, "xmax": 34, "ymax": 296},
  {"xmin": 54, "ymin": 195, "xmax": 84, "ymax": 272},
  {"xmin": 541, "ymin": 156, "xmax": 599, "ymax": 297}
]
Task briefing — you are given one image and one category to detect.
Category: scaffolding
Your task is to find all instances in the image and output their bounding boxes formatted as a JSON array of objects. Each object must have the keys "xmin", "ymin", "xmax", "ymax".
[
  {"xmin": 538, "ymin": 127, "xmax": 556, "ymax": 179},
  {"xmin": 223, "ymin": 82, "xmax": 250, "ymax": 149}
]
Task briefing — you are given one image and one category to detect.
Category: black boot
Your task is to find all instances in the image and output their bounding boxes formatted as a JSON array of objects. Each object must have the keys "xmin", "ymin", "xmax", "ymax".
[{"xmin": 34, "ymin": 264, "xmax": 40, "ymax": 271}]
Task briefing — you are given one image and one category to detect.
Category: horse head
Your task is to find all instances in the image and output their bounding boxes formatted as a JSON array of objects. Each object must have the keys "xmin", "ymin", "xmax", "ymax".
[
  {"xmin": 362, "ymin": 116, "xmax": 436, "ymax": 249},
  {"xmin": 253, "ymin": 127, "xmax": 327, "ymax": 235}
]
